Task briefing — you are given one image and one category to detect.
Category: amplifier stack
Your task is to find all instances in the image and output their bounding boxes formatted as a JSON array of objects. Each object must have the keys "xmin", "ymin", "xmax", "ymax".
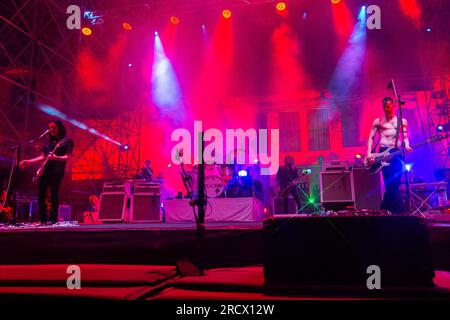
[
  {"xmin": 320, "ymin": 161, "xmax": 382, "ymax": 211},
  {"xmin": 98, "ymin": 180, "xmax": 161, "ymax": 223}
]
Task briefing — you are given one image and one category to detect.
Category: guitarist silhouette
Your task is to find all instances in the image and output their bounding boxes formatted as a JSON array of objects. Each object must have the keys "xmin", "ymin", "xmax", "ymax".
[
  {"xmin": 276, "ymin": 156, "xmax": 303, "ymax": 214},
  {"xmin": 19, "ymin": 120, "xmax": 74, "ymax": 225}
]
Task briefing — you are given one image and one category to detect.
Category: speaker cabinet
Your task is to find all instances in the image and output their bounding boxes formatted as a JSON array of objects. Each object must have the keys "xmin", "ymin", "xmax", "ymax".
[
  {"xmin": 264, "ymin": 215, "xmax": 434, "ymax": 292},
  {"xmin": 130, "ymin": 193, "xmax": 161, "ymax": 222},
  {"xmin": 353, "ymin": 167, "xmax": 382, "ymax": 210},
  {"xmin": 58, "ymin": 205, "xmax": 72, "ymax": 221},
  {"xmin": 98, "ymin": 192, "xmax": 130, "ymax": 222},
  {"xmin": 320, "ymin": 171, "xmax": 354, "ymax": 210},
  {"xmin": 15, "ymin": 199, "xmax": 39, "ymax": 221}
]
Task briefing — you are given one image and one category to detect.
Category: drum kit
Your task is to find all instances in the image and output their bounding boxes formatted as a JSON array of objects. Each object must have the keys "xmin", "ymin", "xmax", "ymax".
[{"xmin": 184, "ymin": 163, "xmax": 253, "ymax": 198}]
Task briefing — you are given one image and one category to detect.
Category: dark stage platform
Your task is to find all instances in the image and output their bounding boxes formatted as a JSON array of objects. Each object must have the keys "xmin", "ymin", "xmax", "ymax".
[
  {"xmin": 1, "ymin": 217, "xmax": 450, "ymax": 270},
  {"xmin": 0, "ymin": 216, "xmax": 450, "ymax": 300},
  {"xmin": 0, "ymin": 222, "xmax": 264, "ymax": 267}
]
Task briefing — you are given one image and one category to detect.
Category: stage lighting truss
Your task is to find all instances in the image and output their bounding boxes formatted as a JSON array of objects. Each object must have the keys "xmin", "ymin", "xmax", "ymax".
[
  {"xmin": 0, "ymin": 0, "xmax": 81, "ymax": 156},
  {"xmin": 84, "ymin": 11, "xmax": 105, "ymax": 25},
  {"xmin": 426, "ymin": 72, "xmax": 450, "ymax": 169}
]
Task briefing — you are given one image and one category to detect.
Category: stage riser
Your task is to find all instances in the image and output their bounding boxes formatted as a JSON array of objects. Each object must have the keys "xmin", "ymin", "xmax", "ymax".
[
  {"xmin": 0, "ymin": 229, "xmax": 263, "ymax": 268},
  {"xmin": 0, "ymin": 223, "xmax": 449, "ymax": 273},
  {"xmin": 264, "ymin": 216, "xmax": 435, "ymax": 291}
]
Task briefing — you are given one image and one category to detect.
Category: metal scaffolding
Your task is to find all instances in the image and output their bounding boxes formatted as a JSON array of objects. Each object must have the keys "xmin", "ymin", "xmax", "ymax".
[
  {"xmin": 0, "ymin": 0, "xmax": 142, "ymax": 180},
  {"xmin": 71, "ymin": 112, "xmax": 142, "ymax": 180},
  {"xmin": 425, "ymin": 72, "xmax": 450, "ymax": 169},
  {"xmin": 0, "ymin": 0, "xmax": 80, "ymax": 157}
]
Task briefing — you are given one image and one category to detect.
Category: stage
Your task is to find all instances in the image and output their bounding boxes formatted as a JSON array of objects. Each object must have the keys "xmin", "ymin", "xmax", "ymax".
[
  {"xmin": 1, "ymin": 216, "xmax": 450, "ymax": 270},
  {"xmin": 1, "ymin": 215, "xmax": 450, "ymax": 300}
]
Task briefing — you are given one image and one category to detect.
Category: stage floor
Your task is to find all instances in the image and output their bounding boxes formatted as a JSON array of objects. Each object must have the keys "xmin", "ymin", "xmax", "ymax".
[
  {"xmin": 0, "ymin": 216, "xmax": 450, "ymax": 300},
  {"xmin": 0, "ymin": 221, "xmax": 262, "ymax": 232},
  {"xmin": 0, "ymin": 264, "xmax": 449, "ymax": 300}
]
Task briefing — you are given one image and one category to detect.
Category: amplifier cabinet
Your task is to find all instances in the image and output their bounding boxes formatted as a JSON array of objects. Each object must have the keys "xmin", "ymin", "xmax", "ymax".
[
  {"xmin": 98, "ymin": 192, "xmax": 130, "ymax": 222},
  {"xmin": 130, "ymin": 193, "xmax": 161, "ymax": 222}
]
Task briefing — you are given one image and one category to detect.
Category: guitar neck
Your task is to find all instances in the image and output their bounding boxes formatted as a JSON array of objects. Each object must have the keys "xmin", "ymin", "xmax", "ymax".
[{"xmin": 389, "ymin": 139, "xmax": 432, "ymax": 158}]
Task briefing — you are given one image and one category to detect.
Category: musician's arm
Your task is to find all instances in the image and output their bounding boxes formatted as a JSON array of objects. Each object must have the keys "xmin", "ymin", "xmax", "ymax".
[
  {"xmin": 29, "ymin": 154, "xmax": 45, "ymax": 163},
  {"xmin": 47, "ymin": 154, "xmax": 70, "ymax": 161},
  {"xmin": 19, "ymin": 154, "xmax": 45, "ymax": 169},
  {"xmin": 47, "ymin": 140, "xmax": 74, "ymax": 161},
  {"xmin": 367, "ymin": 118, "xmax": 379, "ymax": 158},
  {"xmin": 402, "ymin": 119, "xmax": 412, "ymax": 151}
]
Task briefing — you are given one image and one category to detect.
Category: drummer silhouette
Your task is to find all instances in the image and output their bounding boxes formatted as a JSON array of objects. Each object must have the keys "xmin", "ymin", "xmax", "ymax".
[{"xmin": 140, "ymin": 160, "xmax": 154, "ymax": 180}]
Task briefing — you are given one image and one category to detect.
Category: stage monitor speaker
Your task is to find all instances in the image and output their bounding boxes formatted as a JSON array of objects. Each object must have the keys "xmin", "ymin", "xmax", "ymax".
[
  {"xmin": 58, "ymin": 205, "xmax": 72, "ymax": 221},
  {"xmin": 15, "ymin": 199, "xmax": 39, "ymax": 221},
  {"xmin": 272, "ymin": 196, "xmax": 296, "ymax": 214},
  {"xmin": 98, "ymin": 192, "xmax": 130, "ymax": 222},
  {"xmin": 320, "ymin": 171, "xmax": 354, "ymax": 210},
  {"xmin": 264, "ymin": 215, "xmax": 434, "ymax": 292},
  {"xmin": 353, "ymin": 167, "xmax": 382, "ymax": 210},
  {"xmin": 130, "ymin": 193, "xmax": 161, "ymax": 222}
]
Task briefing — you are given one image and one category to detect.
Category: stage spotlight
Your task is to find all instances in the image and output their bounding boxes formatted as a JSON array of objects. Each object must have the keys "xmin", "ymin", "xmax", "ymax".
[
  {"xmin": 128, "ymin": 63, "xmax": 133, "ymax": 67},
  {"xmin": 154, "ymin": 31, "xmax": 159, "ymax": 37},
  {"xmin": 331, "ymin": 0, "xmax": 341, "ymax": 4},
  {"xmin": 222, "ymin": 9, "xmax": 232, "ymax": 19},
  {"xmin": 276, "ymin": 2, "xmax": 287, "ymax": 12},
  {"xmin": 355, "ymin": 153, "xmax": 362, "ymax": 159},
  {"xmin": 405, "ymin": 163, "xmax": 413, "ymax": 172},
  {"xmin": 426, "ymin": 28, "xmax": 431, "ymax": 32},
  {"xmin": 82, "ymin": 27, "xmax": 92, "ymax": 36},
  {"xmin": 308, "ymin": 197, "xmax": 316, "ymax": 205},
  {"xmin": 120, "ymin": 144, "xmax": 130, "ymax": 151},
  {"xmin": 170, "ymin": 16, "xmax": 180, "ymax": 24},
  {"xmin": 437, "ymin": 125, "xmax": 444, "ymax": 132},
  {"xmin": 122, "ymin": 22, "xmax": 132, "ymax": 30},
  {"xmin": 238, "ymin": 170, "xmax": 248, "ymax": 177}
]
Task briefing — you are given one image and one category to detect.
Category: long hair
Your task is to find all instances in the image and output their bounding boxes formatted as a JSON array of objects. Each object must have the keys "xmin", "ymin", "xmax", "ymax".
[{"xmin": 48, "ymin": 119, "xmax": 67, "ymax": 140}]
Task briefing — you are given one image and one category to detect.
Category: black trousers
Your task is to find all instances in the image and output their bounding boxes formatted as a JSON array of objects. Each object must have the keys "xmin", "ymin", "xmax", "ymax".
[
  {"xmin": 37, "ymin": 169, "xmax": 65, "ymax": 223},
  {"xmin": 379, "ymin": 147, "xmax": 405, "ymax": 214},
  {"xmin": 283, "ymin": 187, "xmax": 303, "ymax": 214}
]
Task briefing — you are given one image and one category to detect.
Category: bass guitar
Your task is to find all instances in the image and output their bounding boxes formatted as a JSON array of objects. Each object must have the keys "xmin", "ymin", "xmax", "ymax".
[
  {"xmin": 279, "ymin": 176, "xmax": 302, "ymax": 198},
  {"xmin": 363, "ymin": 133, "xmax": 447, "ymax": 174}
]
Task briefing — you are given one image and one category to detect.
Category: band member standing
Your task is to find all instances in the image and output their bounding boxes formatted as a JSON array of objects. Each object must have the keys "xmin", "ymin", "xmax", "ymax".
[
  {"xmin": 367, "ymin": 97, "xmax": 412, "ymax": 214},
  {"xmin": 140, "ymin": 160, "xmax": 154, "ymax": 180},
  {"xmin": 19, "ymin": 120, "xmax": 74, "ymax": 224},
  {"xmin": 276, "ymin": 156, "xmax": 303, "ymax": 214}
]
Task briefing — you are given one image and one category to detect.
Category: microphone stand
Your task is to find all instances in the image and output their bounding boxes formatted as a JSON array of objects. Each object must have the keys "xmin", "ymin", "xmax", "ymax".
[
  {"xmin": 7, "ymin": 135, "xmax": 43, "ymax": 225},
  {"xmin": 388, "ymin": 79, "xmax": 411, "ymax": 214},
  {"xmin": 177, "ymin": 135, "xmax": 206, "ymax": 274},
  {"xmin": 180, "ymin": 160, "xmax": 198, "ymax": 224},
  {"xmin": 196, "ymin": 132, "xmax": 206, "ymax": 273}
]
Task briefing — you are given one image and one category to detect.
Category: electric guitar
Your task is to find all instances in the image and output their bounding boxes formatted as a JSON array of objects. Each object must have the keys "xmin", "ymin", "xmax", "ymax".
[
  {"xmin": 363, "ymin": 133, "xmax": 447, "ymax": 174},
  {"xmin": 279, "ymin": 176, "xmax": 302, "ymax": 198},
  {"xmin": 32, "ymin": 138, "xmax": 69, "ymax": 184}
]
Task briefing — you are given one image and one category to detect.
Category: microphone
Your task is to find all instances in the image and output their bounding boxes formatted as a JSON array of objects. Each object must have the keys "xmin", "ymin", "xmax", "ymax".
[
  {"xmin": 38, "ymin": 129, "xmax": 50, "ymax": 139},
  {"xmin": 387, "ymin": 80, "xmax": 393, "ymax": 89}
]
